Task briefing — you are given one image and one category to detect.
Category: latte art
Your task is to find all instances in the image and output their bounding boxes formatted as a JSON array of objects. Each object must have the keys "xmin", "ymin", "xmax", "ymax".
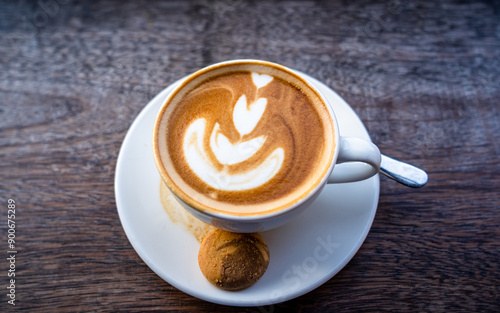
[
  {"xmin": 210, "ymin": 123, "xmax": 266, "ymax": 165},
  {"xmin": 155, "ymin": 63, "xmax": 335, "ymax": 215},
  {"xmin": 183, "ymin": 73, "xmax": 284, "ymax": 191},
  {"xmin": 183, "ymin": 118, "xmax": 285, "ymax": 191}
]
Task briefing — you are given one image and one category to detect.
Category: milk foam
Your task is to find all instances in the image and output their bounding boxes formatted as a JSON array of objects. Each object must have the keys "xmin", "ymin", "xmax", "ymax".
[
  {"xmin": 183, "ymin": 118, "xmax": 284, "ymax": 191},
  {"xmin": 182, "ymin": 72, "xmax": 284, "ymax": 191},
  {"xmin": 233, "ymin": 95, "xmax": 267, "ymax": 136},
  {"xmin": 210, "ymin": 123, "xmax": 266, "ymax": 165},
  {"xmin": 251, "ymin": 73, "xmax": 273, "ymax": 89}
]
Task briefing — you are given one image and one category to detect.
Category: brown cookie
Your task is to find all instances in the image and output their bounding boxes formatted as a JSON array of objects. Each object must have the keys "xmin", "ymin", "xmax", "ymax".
[{"xmin": 198, "ymin": 229, "xmax": 270, "ymax": 291}]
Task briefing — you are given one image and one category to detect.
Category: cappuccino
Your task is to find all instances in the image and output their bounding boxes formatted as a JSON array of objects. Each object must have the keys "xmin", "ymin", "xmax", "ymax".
[{"xmin": 154, "ymin": 62, "xmax": 335, "ymax": 216}]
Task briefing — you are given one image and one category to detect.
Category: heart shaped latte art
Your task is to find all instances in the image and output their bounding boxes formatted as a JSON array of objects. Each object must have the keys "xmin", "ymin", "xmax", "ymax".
[
  {"xmin": 210, "ymin": 123, "xmax": 266, "ymax": 165},
  {"xmin": 182, "ymin": 72, "xmax": 284, "ymax": 191},
  {"xmin": 232, "ymin": 95, "xmax": 267, "ymax": 137},
  {"xmin": 251, "ymin": 72, "xmax": 273, "ymax": 89}
]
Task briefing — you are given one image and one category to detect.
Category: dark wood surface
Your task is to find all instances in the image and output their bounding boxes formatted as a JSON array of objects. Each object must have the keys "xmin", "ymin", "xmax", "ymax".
[{"xmin": 1, "ymin": 0, "xmax": 499, "ymax": 312}]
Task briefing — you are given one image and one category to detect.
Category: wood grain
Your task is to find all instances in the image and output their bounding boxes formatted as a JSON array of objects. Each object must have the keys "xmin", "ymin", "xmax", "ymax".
[{"xmin": 1, "ymin": 0, "xmax": 499, "ymax": 312}]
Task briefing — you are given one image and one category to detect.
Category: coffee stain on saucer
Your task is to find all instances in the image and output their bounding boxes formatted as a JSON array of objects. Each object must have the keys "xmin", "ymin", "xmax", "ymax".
[{"xmin": 160, "ymin": 180, "xmax": 214, "ymax": 242}]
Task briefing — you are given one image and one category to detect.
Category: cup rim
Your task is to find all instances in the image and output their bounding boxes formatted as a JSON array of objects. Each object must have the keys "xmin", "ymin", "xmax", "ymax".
[{"xmin": 152, "ymin": 59, "xmax": 340, "ymax": 221}]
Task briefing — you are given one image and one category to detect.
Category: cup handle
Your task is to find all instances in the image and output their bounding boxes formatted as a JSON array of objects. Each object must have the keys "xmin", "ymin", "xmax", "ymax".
[{"xmin": 328, "ymin": 137, "xmax": 381, "ymax": 184}]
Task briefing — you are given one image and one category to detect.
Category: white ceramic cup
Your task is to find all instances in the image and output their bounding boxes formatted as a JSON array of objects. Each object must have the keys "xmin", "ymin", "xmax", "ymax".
[{"xmin": 153, "ymin": 60, "xmax": 381, "ymax": 232}]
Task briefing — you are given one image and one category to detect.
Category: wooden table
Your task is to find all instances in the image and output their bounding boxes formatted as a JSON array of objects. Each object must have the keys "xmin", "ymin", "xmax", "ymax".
[{"xmin": 1, "ymin": 0, "xmax": 498, "ymax": 311}]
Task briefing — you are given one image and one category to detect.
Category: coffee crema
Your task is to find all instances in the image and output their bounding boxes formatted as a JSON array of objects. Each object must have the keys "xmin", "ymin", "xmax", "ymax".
[{"xmin": 154, "ymin": 63, "xmax": 335, "ymax": 216}]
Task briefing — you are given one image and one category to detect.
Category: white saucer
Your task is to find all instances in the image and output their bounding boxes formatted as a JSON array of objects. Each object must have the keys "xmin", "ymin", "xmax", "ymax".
[{"xmin": 114, "ymin": 72, "xmax": 379, "ymax": 307}]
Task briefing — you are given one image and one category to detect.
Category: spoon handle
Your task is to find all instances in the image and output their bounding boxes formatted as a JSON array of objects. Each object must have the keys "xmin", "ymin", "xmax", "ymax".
[{"xmin": 379, "ymin": 154, "xmax": 428, "ymax": 188}]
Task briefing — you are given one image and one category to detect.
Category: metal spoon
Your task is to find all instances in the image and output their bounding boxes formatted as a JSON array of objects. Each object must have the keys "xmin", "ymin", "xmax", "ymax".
[{"xmin": 380, "ymin": 154, "xmax": 428, "ymax": 188}]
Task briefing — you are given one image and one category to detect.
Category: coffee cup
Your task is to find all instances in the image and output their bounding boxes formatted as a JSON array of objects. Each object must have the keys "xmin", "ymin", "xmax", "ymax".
[{"xmin": 153, "ymin": 60, "xmax": 381, "ymax": 232}]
